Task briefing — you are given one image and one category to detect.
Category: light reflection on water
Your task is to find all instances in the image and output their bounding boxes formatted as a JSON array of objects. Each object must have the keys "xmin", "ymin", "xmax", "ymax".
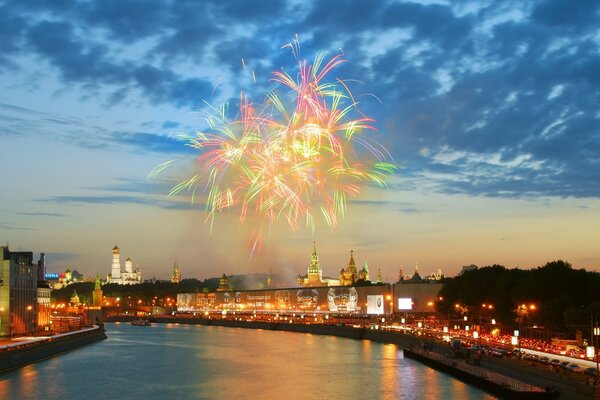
[{"xmin": 0, "ymin": 323, "xmax": 497, "ymax": 400}]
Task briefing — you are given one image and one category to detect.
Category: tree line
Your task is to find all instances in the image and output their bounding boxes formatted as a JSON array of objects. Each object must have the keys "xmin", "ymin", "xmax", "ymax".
[{"xmin": 437, "ymin": 260, "xmax": 600, "ymax": 335}]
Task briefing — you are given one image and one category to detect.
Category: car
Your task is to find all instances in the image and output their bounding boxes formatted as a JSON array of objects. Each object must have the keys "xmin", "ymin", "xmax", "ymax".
[
  {"xmin": 584, "ymin": 367, "xmax": 598, "ymax": 377},
  {"xmin": 539, "ymin": 356, "xmax": 550, "ymax": 364},
  {"xmin": 490, "ymin": 348, "xmax": 508, "ymax": 357},
  {"xmin": 550, "ymin": 359, "xmax": 560, "ymax": 365},
  {"xmin": 560, "ymin": 361, "xmax": 570, "ymax": 368},
  {"xmin": 566, "ymin": 363, "xmax": 582, "ymax": 372}
]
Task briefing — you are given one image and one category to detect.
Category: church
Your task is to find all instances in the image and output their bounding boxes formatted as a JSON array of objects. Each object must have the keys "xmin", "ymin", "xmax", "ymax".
[{"xmin": 107, "ymin": 245, "xmax": 142, "ymax": 285}]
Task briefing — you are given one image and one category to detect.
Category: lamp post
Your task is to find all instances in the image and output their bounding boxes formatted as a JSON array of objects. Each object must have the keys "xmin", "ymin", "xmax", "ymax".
[
  {"xmin": 516, "ymin": 303, "xmax": 537, "ymax": 353},
  {"xmin": 593, "ymin": 314, "xmax": 599, "ymax": 383}
]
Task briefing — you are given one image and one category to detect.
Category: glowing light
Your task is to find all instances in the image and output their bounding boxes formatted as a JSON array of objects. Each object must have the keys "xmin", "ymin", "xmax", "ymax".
[{"xmin": 151, "ymin": 39, "xmax": 396, "ymax": 250}]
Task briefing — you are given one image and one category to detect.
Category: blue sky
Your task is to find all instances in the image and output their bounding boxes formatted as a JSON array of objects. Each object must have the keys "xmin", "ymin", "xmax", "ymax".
[{"xmin": 1, "ymin": 0, "xmax": 599, "ymax": 281}]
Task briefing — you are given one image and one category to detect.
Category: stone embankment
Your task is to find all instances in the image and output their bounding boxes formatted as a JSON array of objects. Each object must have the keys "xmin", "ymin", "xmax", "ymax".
[{"xmin": 0, "ymin": 325, "xmax": 107, "ymax": 374}]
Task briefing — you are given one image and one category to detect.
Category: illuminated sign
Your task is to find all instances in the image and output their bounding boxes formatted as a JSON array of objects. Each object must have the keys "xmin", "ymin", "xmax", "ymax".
[
  {"xmin": 327, "ymin": 287, "xmax": 358, "ymax": 312},
  {"xmin": 297, "ymin": 289, "xmax": 319, "ymax": 310},
  {"xmin": 367, "ymin": 295, "xmax": 384, "ymax": 315},
  {"xmin": 398, "ymin": 298, "xmax": 412, "ymax": 310},
  {"xmin": 45, "ymin": 273, "xmax": 60, "ymax": 280},
  {"xmin": 586, "ymin": 346, "xmax": 595, "ymax": 359}
]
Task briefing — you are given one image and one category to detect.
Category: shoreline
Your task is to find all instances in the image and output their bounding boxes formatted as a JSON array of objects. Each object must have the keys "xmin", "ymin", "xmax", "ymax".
[{"xmin": 0, "ymin": 325, "xmax": 107, "ymax": 374}]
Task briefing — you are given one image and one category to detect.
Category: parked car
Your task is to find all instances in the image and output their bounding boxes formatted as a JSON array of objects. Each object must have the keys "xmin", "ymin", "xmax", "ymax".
[
  {"xmin": 566, "ymin": 363, "xmax": 582, "ymax": 372},
  {"xmin": 584, "ymin": 367, "xmax": 598, "ymax": 377}
]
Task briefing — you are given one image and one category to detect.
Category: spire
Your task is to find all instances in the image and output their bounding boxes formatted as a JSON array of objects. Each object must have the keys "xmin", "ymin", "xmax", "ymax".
[
  {"xmin": 312, "ymin": 241, "xmax": 317, "ymax": 257},
  {"xmin": 376, "ymin": 268, "xmax": 383, "ymax": 284},
  {"xmin": 398, "ymin": 265, "xmax": 404, "ymax": 282},
  {"xmin": 349, "ymin": 250, "xmax": 355, "ymax": 267},
  {"xmin": 94, "ymin": 273, "xmax": 101, "ymax": 290}
]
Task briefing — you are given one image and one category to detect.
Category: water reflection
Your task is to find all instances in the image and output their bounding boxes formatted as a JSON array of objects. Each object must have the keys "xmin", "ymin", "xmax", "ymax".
[{"xmin": 0, "ymin": 323, "xmax": 497, "ymax": 400}]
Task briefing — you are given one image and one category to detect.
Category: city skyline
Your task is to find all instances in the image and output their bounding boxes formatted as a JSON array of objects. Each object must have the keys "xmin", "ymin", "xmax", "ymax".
[{"xmin": 1, "ymin": 0, "xmax": 599, "ymax": 280}]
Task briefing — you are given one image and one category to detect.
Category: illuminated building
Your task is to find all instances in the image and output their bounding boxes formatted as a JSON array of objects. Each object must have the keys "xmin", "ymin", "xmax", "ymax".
[
  {"xmin": 92, "ymin": 273, "xmax": 103, "ymax": 307},
  {"xmin": 296, "ymin": 242, "xmax": 326, "ymax": 287},
  {"xmin": 107, "ymin": 245, "xmax": 142, "ymax": 285},
  {"xmin": 358, "ymin": 258, "xmax": 370, "ymax": 281},
  {"xmin": 0, "ymin": 246, "xmax": 38, "ymax": 337},
  {"xmin": 37, "ymin": 280, "xmax": 52, "ymax": 329},
  {"xmin": 70, "ymin": 289, "xmax": 81, "ymax": 306},
  {"xmin": 394, "ymin": 265, "xmax": 444, "ymax": 313},
  {"xmin": 171, "ymin": 261, "xmax": 181, "ymax": 283},
  {"xmin": 216, "ymin": 274, "xmax": 233, "ymax": 292},
  {"xmin": 339, "ymin": 250, "xmax": 359, "ymax": 286},
  {"xmin": 376, "ymin": 268, "xmax": 383, "ymax": 284}
]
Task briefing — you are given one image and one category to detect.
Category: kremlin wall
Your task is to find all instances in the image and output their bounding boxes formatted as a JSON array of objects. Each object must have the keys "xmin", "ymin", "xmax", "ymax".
[{"xmin": 177, "ymin": 243, "xmax": 443, "ymax": 316}]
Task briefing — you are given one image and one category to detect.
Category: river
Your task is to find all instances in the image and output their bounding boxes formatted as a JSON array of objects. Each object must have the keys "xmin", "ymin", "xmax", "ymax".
[{"xmin": 0, "ymin": 322, "xmax": 497, "ymax": 399}]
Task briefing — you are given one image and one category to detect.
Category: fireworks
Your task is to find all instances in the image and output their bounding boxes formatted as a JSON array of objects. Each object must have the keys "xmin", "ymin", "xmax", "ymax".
[{"xmin": 150, "ymin": 40, "xmax": 396, "ymax": 249}]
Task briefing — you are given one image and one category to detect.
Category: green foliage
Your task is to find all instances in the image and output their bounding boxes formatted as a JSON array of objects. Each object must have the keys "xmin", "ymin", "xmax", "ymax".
[{"xmin": 438, "ymin": 260, "xmax": 600, "ymax": 334}]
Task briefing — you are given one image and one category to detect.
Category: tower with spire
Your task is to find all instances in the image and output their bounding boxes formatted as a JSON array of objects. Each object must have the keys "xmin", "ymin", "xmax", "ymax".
[
  {"xmin": 359, "ymin": 257, "xmax": 370, "ymax": 281},
  {"xmin": 339, "ymin": 250, "xmax": 358, "ymax": 286},
  {"xmin": 107, "ymin": 244, "xmax": 142, "ymax": 285},
  {"xmin": 171, "ymin": 261, "xmax": 181, "ymax": 283},
  {"xmin": 307, "ymin": 242, "xmax": 323, "ymax": 286},
  {"xmin": 110, "ymin": 245, "xmax": 121, "ymax": 280},
  {"xmin": 92, "ymin": 273, "xmax": 103, "ymax": 307}
]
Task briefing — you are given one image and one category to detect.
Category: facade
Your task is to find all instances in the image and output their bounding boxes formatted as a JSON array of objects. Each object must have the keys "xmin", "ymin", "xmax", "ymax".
[
  {"xmin": 37, "ymin": 281, "xmax": 52, "ymax": 329},
  {"xmin": 0, "ymin": 246, "xmax": 38, "ymax": 337},
  {"xmin": 92, "ymin": 273, "xmax": 103, "ymax": 307},
  {"xmin": 339, "ymin": 250, "xmax": 359, "ymax": 286},
  {"xmin": 296, "ymin": 242, "xmax": 327, "ymax": 287},
  {"xmin": 107, "ymin": 245, "xmax": 142, "ymax": 285},
  {"xmin": 171, "ymin": 261, "xmax": 181, "ymax": 283},
  {"xmin": 216, "ymin": 274, "xmax": 233, "ymax": 292},
  {"xmin": 177, "ymin": 269, "xmax": 443, "ymax": 317}
]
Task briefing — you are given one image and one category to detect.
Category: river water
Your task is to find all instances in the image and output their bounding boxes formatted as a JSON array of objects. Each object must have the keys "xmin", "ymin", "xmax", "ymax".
[{"xmin": 0, "ymin": 322, "xmax": 497, "ymax": 400}]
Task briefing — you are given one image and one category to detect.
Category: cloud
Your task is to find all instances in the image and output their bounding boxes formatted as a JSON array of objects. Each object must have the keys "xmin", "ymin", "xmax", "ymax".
[
  {"xmin": 115, "ymin": 131, "xmax": 196, "ymax": 154},
  {"xmin": 17, "ymin": 212, "xmax": 70, "ymax": 217},
  {"xmin": 162, "ymin": 120, "xmax": 180, "ymax": 129},
  {"xmin": 44, "ymin": 194, "xmax": 198, "ymax": 211},
  {"xmin": 0, "ymin": 222, "xmax": 35, "ymax": 231},
  {"xmin": 2, "ymin": 0, "xmax": 600, "ymax": 200}
]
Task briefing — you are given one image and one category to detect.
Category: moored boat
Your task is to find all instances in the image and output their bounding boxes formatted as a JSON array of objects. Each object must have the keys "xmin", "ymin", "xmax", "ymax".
[{"xmin": 130, "ymin": 320, "xmax": 151, "ymax": 326}]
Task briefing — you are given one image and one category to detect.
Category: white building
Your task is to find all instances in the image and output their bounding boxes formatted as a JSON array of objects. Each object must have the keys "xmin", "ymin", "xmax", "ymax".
[{"xmin": 107, "ymin": 245, "xmax": 142, "ymax": 285}]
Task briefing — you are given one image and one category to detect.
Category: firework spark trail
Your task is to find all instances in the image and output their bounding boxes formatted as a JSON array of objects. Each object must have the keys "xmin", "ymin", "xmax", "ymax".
[{"xmin": 150, "ymin": 41, "xmax": 396, "ymax": 253}]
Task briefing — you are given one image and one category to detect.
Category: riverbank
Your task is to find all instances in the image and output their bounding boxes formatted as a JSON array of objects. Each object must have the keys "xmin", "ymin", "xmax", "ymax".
[
  {"xmin": 0, "ymin": 325, "xmax": 107, "ymax": 374},
  {"xmin": 109, "ymin": 316, "xmax": 598, "ymax": 399}
]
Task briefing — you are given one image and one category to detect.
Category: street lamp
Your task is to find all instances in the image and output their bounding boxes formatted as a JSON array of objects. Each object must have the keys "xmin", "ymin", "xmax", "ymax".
[
  {"xmin": 516, "ymin": 303, "xmax": 537, "ymax": 353},
  {"xmin": 593, "ymin": 315, "xmax": 599, "ymax": 383}
]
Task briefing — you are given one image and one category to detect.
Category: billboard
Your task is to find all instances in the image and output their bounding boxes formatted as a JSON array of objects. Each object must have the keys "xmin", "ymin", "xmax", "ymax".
[
  {"xmin": 177, "ymin": 293, "xmax": 195, "ymax": 312},
  {"xmin": 45, "ymin": 273, "xmax": 60, "ymax": 280},
  {"xmin": 398, "ymin": 298, "xmax": 412, "ymax": 310},
  {"xmin": 327, "ymin": 287, "xmax": 358, "ymax": 312},
  {"xmin": 367, "ymin": 295, "xmax": 384, "ymax": 315}
]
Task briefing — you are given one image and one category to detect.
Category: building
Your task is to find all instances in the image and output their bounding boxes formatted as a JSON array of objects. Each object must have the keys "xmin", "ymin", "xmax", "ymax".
[
  {"xmin": 107, "ymin": 245, "xmax": 142, "ymax": 285},
  {"xmin": 296, "ymin": 242, "xmax": 327, "ymax": 287},
  {"xmin": 216, "ymin": 274, "xmax": 233, "ymax": 292},
  {"xmin": 92, "ymin": 273, "xmax": 103, "ymax": 307},
  {"xmin": 0, "ymin": 246, "xmax": 38, "ymax": 337},
  {"xmin": 37, "ymin": 280, "xmax": 52, "ymax": 330},
  {"xmin": 171, "ymin": 261, "xmax": 181, "ymax": 283},
  {"xmin": 339, "ymin": 250, "xmax": 359, "ymax": 286}
]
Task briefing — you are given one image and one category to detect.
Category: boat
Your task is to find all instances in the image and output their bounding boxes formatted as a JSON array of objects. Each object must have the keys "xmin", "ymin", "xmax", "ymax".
[{"xmin": 130, "ymin": 319, "xmax": 151, "ymax": 326}]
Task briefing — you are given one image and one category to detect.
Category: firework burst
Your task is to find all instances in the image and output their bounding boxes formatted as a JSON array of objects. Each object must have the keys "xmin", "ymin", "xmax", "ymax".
[{"xmin": 150, "ymin": 39, "xmax": 396, "ymax": 252}]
